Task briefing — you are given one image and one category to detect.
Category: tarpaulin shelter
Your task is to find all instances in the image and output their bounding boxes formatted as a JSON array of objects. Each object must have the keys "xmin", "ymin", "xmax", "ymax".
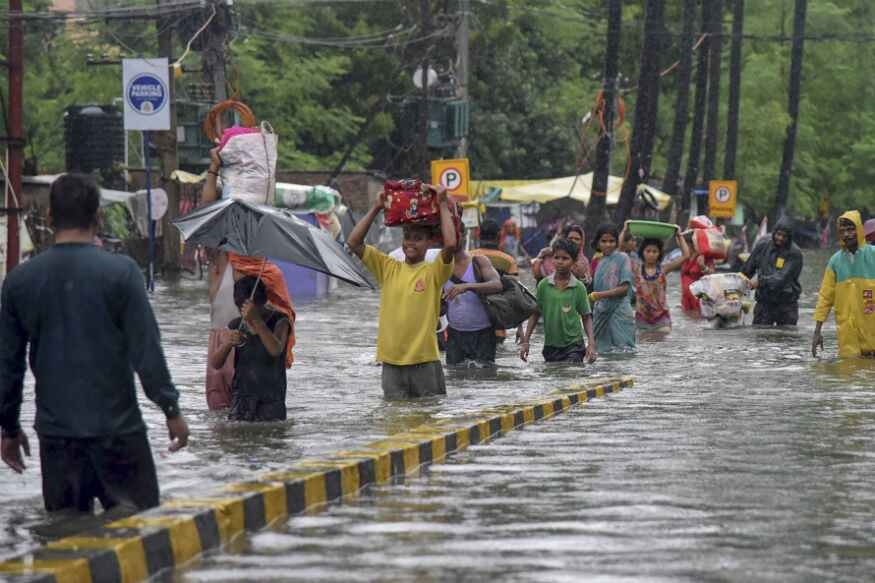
[{"xmin": 469, "ymin": 174, "xmax": 672, "ymax": 210}]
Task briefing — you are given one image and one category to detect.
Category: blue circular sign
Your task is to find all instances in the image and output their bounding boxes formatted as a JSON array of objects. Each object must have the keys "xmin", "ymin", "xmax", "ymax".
[{"xmin": 126, "ymin": 73, "xmax": 167, "ymax": 115}]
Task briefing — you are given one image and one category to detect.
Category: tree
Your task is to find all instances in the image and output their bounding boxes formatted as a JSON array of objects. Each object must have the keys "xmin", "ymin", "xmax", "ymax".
[
  {"xmin": 682, "ymin": 0, "xmax": 712, "ymax": 211},
  {"xmin": 774, "ymin": 0, "xmax": 808, "ymax": 220},
  {"xmin": 616, "ymin": 0, "xmax": 664, "ymax": 224},
  {"xmin": 723, "ymin": 0, "xmax": 745, "ymax": 179},
  {"xmin": 586, "ymin": 0, "xmax": 622, "ymax": 240},
  {"xmin": 702, "ymin": 0, "xmax": 724, "ymax": 185},
  {"xmin": 661, "ymin": 0, "xmax": 696, "ymax": 197}
]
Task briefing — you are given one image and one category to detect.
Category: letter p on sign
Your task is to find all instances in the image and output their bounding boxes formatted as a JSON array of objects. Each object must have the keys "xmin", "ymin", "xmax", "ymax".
[{"xmin": 431, "ymin": 158, "xmax": 470, "ymax": 199}]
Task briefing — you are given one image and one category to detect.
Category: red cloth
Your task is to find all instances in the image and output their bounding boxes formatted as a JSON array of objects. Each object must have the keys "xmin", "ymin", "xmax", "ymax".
[
  {"xmin": 228, "ymin": 253, "xmax": 296, "ymax": 368},
  {"xmin": 680, "ymin": 256, "xmax": 714, "ymax": 311}
]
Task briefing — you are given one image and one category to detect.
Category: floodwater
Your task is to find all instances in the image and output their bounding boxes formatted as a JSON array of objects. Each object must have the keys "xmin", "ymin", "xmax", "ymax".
[{"xmin": 3, "ymin": 250, "xmax": 875, "ymax": 582}]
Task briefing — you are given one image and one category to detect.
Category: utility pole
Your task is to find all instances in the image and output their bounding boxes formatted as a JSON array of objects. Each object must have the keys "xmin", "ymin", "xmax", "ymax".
[
  {"xmin": 683, "ymin": 0, "xmax": 711, "ymax": 212},
  {"xmin": 775, "ymin": 0, "xmax": 807, "ymax": 220},
  {"xmin": 419, "ymin": 0, "xmax": 432, "ymax": 179},
  {"xmin": 586, "ymin": 0, "xmax": 622, "ymax": 241},
  {"xmin": 723, "ymin": 0, "xmax": 744, "ymax": 180},
  {"xmin": 154, "ymin": 0, "xmax": 181, "ymax": 272},
  {"xmin": 202, "ymin": 1, "xmax": 228, "ymax": 103},
  {"xmin": 616, "ymin": 0, "xmax": 664, "ymax": 225},
  {"xmin": 454, "ymin": 0, "xmax": 469, "ymax": 158},
  {"xmin": 661, "ymin": 0, "xmax": 696, "ymax": 198},
  {"xmin": 5, "ymin": 0, "xmax": 22, "ymax": 274},
  {"xmin": 702, "ymin": 0, "xmax": 724, "ymax": 185}
]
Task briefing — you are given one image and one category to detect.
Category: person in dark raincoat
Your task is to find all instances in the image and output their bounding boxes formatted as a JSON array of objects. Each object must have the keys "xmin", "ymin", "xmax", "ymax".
[{"xmin": 741, "ymin": 218, "xmax": 804, "ymax": 326}]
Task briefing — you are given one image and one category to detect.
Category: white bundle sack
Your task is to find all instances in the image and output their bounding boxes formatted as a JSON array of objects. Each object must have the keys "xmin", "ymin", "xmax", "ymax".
[{"xmin": 219, "ymin": 121, "xmax": 278, "ymax": 205}]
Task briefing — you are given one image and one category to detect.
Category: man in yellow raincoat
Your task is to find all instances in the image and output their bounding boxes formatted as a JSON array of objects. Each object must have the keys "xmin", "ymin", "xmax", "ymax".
[{"xmin": 812, "ymin": 210, "xmax": 875, "ymax": 358}]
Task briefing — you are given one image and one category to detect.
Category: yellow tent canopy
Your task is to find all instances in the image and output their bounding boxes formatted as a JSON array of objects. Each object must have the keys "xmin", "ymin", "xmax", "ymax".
[{"xmin": 469, "ymin": 174, "xmax": 672, "ymax": 210}]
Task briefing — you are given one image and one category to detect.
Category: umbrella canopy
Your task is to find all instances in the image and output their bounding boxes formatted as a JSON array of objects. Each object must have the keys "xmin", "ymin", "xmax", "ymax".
[{"xmin": 173, "ymin": 198, "xmax": 374, "ymax": 288}]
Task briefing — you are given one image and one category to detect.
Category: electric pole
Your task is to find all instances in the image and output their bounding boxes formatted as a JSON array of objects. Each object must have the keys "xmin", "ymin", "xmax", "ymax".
[
  {"xmin": 202, "ymin": 1, "xmax": 229, "ymax": 103},
  {"xmin": 723, "ymin": 0, "xmax": 744, "ymax": 180},
  {"xmin": 775, "ymin": 0, "xmax": 808, "ymax": 220},
  {"xmin": 702, "ymin": 0, "xmax": 723, "ymax": 185},
  {"xmin": 616, "ymin": 0, "xmax": 664, "ymax": 225},
  {"xmin": 5, "ymin": 0, "xmax": 22, "ymax": 274},
  {"xmin": 586, "ymin": 0, "xmax": 622, "ymax": 241},
  {"xmin": 454, "ymin": 0, "xmax": 469, "ymax": 158},
  {"xmin": 662, "ymin": 0, "xmax": 696, "ymax": 198}
]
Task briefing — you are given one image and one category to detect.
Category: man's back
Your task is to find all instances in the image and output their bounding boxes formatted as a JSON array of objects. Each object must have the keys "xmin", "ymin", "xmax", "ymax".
[{"xmin": 0, "ymin": 243, "xmax": 177, "ymax": 438}]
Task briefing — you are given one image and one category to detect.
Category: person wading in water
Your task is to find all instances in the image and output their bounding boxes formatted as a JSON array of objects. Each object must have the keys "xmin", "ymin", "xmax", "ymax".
[{"xmin": 0, "ymin": 173, "xmax": 189, "ymax": 514}]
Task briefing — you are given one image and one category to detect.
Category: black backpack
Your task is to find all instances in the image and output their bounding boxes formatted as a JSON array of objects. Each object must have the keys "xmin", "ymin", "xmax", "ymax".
[{"xmin": 450, "ymin": 256, "xmax": 537, "ymax": 329}]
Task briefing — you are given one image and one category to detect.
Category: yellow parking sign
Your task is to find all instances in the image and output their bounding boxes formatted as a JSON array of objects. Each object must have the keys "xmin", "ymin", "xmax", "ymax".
[
  {"xmin": 709, "ymin": 180, "xmax": 737, "ymax": 219},
  {"xmin": 431, "ymin": 159, "xmax": 470, "ymax": 199}
]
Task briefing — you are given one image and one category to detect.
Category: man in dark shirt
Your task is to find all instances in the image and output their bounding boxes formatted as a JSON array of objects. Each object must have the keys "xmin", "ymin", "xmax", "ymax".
[
  {"xmin": 0, "ymin": 174, "xmax": 189, "ymax": 513},
  {"xmin": 741, "ymin": 217, "xmax": 804, "ymax": 326}
]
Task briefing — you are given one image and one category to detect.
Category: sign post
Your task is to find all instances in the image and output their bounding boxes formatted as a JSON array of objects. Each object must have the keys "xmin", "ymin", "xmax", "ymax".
[
  {"xmin": 431, "ymin": 158, "xmax": 470, "ymax": 200},
  {"xmin": 122, "ymin": 58, "xmax": 170, "ymax": 292},
  {"xmin": 708, "ymin": 180, "xmax": 738, "ymax": 220}
]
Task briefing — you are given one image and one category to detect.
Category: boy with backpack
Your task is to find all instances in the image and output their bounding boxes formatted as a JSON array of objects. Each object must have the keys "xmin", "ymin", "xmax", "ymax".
[{"xmin": 443, "ymin": 246, "xmax": 503, "ymax": 367}]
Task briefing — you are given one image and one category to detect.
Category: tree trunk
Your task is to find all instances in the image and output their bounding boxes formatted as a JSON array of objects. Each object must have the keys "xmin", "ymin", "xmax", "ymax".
[
  {"xmin": 586, "ymin": 0, "xmax": 622, "ymax": 240},
  {"xmin": 661, "ymin": 0, "xmax": 696, "ymax": 198},
  {"xmin": 682, "ymin": 0, "xmax": 712, "ymax": 211},
  {"xmin": 775, "ymin": 0, "xmax": 807, "ymax": 220},
  {"xmin": 702, "ymin": 0, "xmax": 724, "ymax": 185},
  {"xmin": 616, "ymin": 0, "xmax": 665, "ymax": 224},
  {"xmin": 723, "ymin": 0, "xmax": 744, "ymax": 179},
  {"xmin": 156, "ymin": 2, "xmax": 180, "ymax": 273}
]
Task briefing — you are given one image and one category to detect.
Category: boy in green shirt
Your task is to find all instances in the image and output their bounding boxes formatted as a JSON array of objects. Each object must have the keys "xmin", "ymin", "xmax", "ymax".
[{"xmin": 520, "ymin": 239, "xmax": 597, "ymax": 364}]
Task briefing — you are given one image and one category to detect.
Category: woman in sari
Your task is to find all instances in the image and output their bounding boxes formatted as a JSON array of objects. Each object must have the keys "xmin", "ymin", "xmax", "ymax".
[{"xmin": 590, "ymin": 224, "xmax": 636, "ymax": 352}]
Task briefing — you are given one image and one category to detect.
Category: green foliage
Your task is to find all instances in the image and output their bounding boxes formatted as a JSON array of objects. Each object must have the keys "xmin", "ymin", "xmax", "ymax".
[{"xmin": 10, "ymin": 0, "xmax": 875, "ymax": 220}]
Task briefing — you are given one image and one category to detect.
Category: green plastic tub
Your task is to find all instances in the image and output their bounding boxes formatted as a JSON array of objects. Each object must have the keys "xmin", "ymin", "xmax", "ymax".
[{"xmin": 626, "ymin": 220, "xmax": 678, "ymax": 240}]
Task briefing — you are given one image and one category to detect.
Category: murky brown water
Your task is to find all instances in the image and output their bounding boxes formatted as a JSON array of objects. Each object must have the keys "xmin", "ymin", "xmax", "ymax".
[{"xmin": 4, "ymin": 250, "xmax": 875, "ymax": 582}]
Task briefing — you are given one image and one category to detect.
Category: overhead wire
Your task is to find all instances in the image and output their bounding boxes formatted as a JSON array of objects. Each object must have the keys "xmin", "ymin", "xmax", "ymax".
[{"xmin": 173, "ymin": 3, "xmax": 217, "ymax": 67}]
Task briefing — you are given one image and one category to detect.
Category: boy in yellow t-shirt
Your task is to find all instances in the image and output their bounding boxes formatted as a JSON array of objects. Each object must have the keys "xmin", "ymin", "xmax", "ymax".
[{"xmin": 347, "ymin": 186, "xmax": 457, "ymax": 399}]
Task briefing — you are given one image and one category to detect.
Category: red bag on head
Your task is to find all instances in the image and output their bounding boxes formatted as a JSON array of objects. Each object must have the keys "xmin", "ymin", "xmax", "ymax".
[{"xmin": 383, "ymin": 179, "xmax": 441, "ymax": 227}]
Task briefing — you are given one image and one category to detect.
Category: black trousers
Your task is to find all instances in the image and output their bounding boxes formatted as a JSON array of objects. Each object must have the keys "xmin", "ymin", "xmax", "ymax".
[
  {"xmin": 543, "ymin": 342, "xmax": 588, "ymax": 363},
  {"xmin": 39, "ymin": 431, "xmax": 160, "ymax": 513},
  {"xmin": 446, "ymin": 327, "xmax": 497, "ymax": 366},
  {"xmin": 753, "ymin": 301, "xmax": 799, "ymax": 326}
]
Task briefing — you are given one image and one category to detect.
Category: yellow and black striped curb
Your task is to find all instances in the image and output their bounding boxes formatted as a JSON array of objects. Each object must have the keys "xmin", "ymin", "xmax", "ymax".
[{"xmin": 0, "ymin": 376, "xmax": 633, "ymax": 583}]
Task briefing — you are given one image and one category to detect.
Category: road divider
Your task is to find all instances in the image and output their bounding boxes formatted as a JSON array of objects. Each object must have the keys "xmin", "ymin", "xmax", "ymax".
[{"xmin": 0, "ymin": 376, "xmax": 633, "ymax": 583}]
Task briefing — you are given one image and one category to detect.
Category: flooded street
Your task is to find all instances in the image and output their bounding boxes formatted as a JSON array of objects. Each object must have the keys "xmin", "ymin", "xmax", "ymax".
[{"xmin": 3, "ymin": 250, "xmax": 875, "ymax": 581}]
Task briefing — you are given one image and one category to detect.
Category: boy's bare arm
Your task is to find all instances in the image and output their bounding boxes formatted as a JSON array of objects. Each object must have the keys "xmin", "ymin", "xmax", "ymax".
[
  {"xmin": 518, "ymin": 308, "xmax": 541, "ymax": 362},
  {"xmin": 348, "ymin": 194, "xmax": 384, "ymax": 258}
]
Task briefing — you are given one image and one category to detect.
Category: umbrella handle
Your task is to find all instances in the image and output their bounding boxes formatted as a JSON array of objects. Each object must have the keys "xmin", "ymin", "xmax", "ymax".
[{"xmin": 238, "ymin": 258, "xmax": 269, "ymax": 332}]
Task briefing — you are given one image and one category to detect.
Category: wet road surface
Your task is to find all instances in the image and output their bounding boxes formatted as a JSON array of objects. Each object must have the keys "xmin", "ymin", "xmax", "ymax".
[{"xmin": 4, "ymin": 250, "xmax": 875, "ymax": 582}]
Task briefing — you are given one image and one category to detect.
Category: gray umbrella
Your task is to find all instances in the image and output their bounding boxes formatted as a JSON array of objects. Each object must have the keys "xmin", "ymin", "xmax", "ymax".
[{"xmin": 173, "ymin": 198, "xmax": 374, "ymax": 288}]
